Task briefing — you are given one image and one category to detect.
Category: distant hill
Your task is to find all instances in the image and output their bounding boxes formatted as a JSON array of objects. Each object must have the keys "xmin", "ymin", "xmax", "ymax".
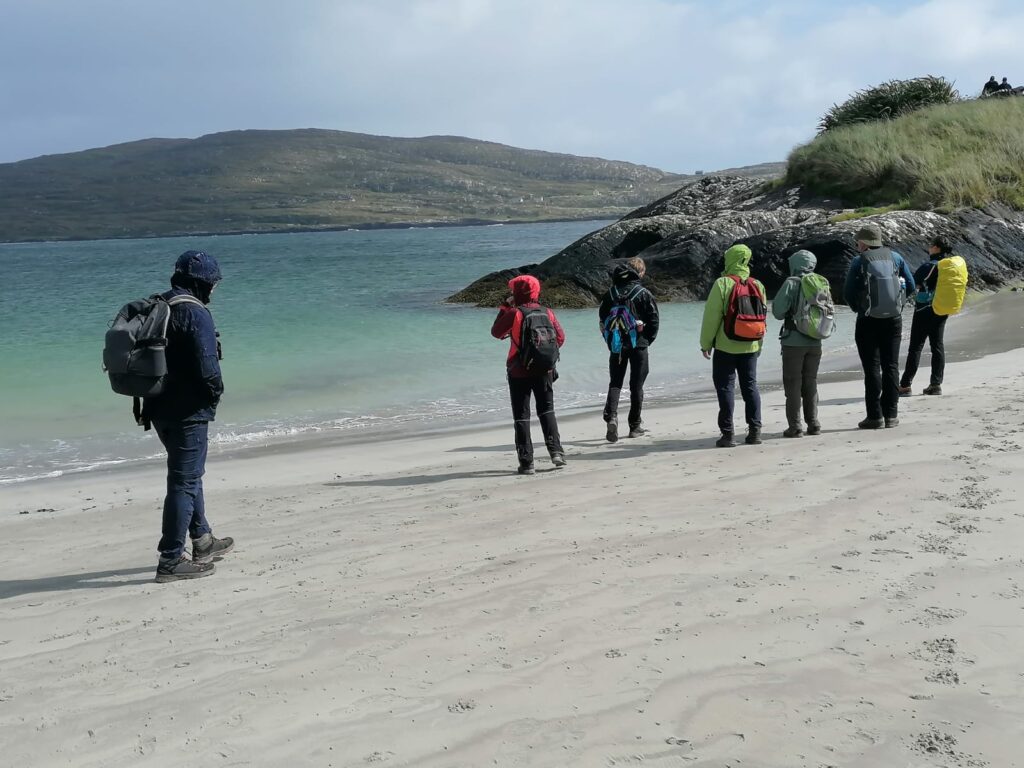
[{"xmin": 0, "ymin": 129, "xmax": 782, "ymax": 242}]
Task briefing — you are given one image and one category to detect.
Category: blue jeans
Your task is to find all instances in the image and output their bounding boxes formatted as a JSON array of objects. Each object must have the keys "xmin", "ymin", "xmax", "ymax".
[
  {"xmin": 712, "ymin": 350, "xmax": 762, "ymax": 434},
  {"xmin": 154, "ymin": 421, "xmax": 212, "ymax": 559}
]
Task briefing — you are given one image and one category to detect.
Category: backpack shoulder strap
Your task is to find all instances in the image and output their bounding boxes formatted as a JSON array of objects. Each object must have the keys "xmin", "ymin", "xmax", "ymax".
[{"xmin": 166, "ymin": 295, "xmax": 208, "ymax": 311}]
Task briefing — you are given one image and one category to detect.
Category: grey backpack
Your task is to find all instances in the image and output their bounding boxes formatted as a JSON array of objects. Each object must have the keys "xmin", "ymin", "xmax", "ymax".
[
  {"xmin": 860, "ymin": 247, "xmax": 906, "ymax": 318},
  {"xmin": 103, "ymin": 294, "xmax": 207, "ymax": 400}
]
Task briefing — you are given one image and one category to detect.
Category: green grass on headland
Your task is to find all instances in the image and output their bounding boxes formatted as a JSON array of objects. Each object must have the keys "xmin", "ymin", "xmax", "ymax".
[{"xmin": 787, "ymin": 97, "xmax": 1024, "ymax": 210}]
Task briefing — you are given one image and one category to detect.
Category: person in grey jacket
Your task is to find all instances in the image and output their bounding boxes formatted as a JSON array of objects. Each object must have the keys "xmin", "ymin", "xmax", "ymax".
[{"xmin": 772, "ymin": 250, "xmax": 823, "ymax": 437}]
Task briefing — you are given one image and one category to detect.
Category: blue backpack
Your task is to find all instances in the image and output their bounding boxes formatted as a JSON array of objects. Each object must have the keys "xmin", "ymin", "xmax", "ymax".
[{"xmin": 602, "ymin": 285, "xmax": 643, "ymax": 354}]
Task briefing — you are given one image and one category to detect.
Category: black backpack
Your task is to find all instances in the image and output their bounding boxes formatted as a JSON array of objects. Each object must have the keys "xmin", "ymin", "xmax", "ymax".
[
  {"xmin": 103, "ymin": 294, "xmax": 208, "ymax": 423},
  {"xmin": 517, "ymin": 307, "xmax": 560, "ymax": 375}
]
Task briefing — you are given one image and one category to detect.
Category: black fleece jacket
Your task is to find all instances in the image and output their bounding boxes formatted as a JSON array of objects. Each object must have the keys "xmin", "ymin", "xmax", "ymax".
[{"xmin": 598, "ymin": 265, "xmax": 660, "ymax": 348}]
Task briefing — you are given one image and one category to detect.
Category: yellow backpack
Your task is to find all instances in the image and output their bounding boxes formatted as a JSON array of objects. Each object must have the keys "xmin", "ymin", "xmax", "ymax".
[{"xmin": 932, "ymin": 255, "xmax": 968, "ymax": 316}]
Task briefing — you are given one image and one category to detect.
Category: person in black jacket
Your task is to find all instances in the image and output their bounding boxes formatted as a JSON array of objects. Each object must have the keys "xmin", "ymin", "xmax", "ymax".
[
  {"xmin": 899, "ymin": 236, "xmax": 953, "ymax": 396},
  {"xmin": 598, "ymin": 257, "xmax": 660, "ymax": 441},
  {"xmin": 145, "ymin": 250, "xmax": 234, "ymax": 583}
]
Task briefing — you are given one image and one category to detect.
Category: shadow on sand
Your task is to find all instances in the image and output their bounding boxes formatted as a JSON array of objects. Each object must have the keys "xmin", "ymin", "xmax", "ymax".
[
  {"xmin": 325, "ymin": 467, "xmax": 567, "ymax": 488},
  {"xmin": 0, "ymin": 567, "xmax": 154, "ymax": 600}
]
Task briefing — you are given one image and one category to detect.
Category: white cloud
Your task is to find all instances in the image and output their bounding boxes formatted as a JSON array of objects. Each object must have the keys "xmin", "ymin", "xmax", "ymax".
[{"xmin": 0, "ymin": 0, "xmax": 1022, "ymax": 170}]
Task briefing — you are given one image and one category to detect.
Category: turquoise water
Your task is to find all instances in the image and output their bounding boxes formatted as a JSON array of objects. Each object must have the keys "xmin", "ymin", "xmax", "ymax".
[{"xmin": 0, "ymin": 222, "xmax": 856, "ymax": 483}]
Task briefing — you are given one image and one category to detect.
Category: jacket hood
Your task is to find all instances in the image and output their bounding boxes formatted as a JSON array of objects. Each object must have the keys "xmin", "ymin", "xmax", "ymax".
[
  {"xmin": 788, "ymin": 249, "xmax": 817, "ymax": 276},
  {"xmin": 174, "ymin": 250, "xmax": 222, "ymax": 285},
  {"xmin": 509, "ymin": 274, "xmax": 541, "ymax": 304},
  {"xmin": 723, "ymin": 245, "xmax": 752, "ymax": 278},
  {"xmin": 611, "ymin": 263, "xmax": 642, "ymax": 286}
]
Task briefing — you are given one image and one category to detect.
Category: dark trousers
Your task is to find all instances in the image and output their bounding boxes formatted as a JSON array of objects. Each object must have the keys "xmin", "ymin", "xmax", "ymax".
[
  {"xmin": 855, "ymin": 315, "xmax": 902, "ymax": 420},
  {"xmin": 901, "ymin": 306, "xmax": 947, "ymax": 388},
  {"xmin": 781, "ymin": 346, "xmax": 822, "ymax": 430},
  {"xmin": 603, "ymin": 348, "xmax": 650, "ymax": 428},
  {"xmin": 154, "ymin": 420, "xmax": 212, "ymax": 559},
  {"xmin": 508, "ymin": 375, "xmax": 563, "ymax": 464},
  {"xmin": 712, "ymin": 350, "xmax": 762, "ymax": 434}
]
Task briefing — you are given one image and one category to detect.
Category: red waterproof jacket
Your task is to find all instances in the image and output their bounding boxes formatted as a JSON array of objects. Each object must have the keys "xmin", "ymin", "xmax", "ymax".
[{"xmin": 490, "ymin": 275, "xmax": 565, "ymax": 379}]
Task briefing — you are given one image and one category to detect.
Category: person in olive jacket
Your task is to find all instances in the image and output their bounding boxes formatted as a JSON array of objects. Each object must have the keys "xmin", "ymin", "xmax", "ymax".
[{"xmin": 772, "ymin": 250, "xmax": 824, "ymax": 437}]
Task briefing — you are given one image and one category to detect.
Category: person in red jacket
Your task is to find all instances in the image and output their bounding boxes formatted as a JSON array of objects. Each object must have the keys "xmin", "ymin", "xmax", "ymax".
[{"xmin": 491, "ymin": 275, "xmax": 567, "ymax": 475}]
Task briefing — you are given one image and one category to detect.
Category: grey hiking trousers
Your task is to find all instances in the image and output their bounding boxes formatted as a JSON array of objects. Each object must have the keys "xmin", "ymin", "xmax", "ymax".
[{"xmin": 781, "ymin": 346, "xmax": 822, "ymax": 430}]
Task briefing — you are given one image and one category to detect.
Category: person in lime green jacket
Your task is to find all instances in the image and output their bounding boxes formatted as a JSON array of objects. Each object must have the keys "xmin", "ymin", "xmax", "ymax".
[{"xmin": 699, "ymin": 244, "xmax": 767, "ymax": 448}]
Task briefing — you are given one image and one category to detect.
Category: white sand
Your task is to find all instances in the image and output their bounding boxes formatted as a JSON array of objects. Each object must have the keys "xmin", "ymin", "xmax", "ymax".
[{"xmin": 3, "ymin": 345, "xmax": 1024, "ymax": 767}]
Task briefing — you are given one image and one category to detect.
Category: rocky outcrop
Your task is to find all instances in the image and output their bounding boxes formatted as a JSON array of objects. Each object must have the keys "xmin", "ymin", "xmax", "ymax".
[{"xmin": 448, "ymin": 176, "xmax": 1024, "ymax": 307}]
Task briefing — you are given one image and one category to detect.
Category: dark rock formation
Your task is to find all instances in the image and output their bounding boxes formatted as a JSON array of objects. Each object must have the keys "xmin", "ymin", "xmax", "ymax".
[{"xmin": 448, "ymin": 176, "xmax": 1024, "ymax": 307}]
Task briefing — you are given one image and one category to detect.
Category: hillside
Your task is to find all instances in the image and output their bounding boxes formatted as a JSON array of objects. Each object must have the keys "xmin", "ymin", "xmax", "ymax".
[{"xmin": 0, "ymin": 129, "xmax": 780, "ymax": 243}]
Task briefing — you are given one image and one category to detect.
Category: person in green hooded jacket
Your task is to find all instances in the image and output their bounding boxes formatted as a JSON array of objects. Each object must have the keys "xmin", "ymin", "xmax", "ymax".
[
  {"xmin": 772, "ymin": 250, "xmax": 823, "ymax": 438},
  {"xmin": 699, "ymin": 244, "xmax": 766, "ymax": 448}
]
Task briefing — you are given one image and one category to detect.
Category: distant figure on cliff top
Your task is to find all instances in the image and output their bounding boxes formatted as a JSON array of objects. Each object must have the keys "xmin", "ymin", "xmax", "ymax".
[
  {"xmin": 982, "ymin": 76, "xmax": 999, "ymax": 96},
  {"xmin": 997, "ymin": 77, "xmax": 1014, "ymax": 92},
  {"xmin": 598, "ymin": 257, "xmax": 660, "ymax": 443}
]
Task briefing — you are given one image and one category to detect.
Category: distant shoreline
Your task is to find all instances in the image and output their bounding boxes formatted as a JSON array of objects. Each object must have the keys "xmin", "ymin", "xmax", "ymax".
[{"xmin": 0, "ymin": 215, "xmax": 618, "ymax": 246}]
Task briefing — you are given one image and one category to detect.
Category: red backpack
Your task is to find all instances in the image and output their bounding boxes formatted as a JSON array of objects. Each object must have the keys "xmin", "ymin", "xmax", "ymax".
[{"xmin": 723, "ymin": 275, "xmax": 767, "ymax": 341}]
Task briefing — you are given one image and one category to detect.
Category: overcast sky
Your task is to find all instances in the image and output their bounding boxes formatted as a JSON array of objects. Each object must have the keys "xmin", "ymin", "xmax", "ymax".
[{"xmin": 2, "ymin": 0, "xmax": 1022, "ymax": 171}]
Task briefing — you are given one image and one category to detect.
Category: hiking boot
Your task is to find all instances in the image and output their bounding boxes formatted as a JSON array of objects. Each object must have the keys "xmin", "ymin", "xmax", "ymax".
[
  {"xmin": 192, "ymin": 533, "xmax": 235, "ymax": 564},
  {"xmin": 885, "ymin": 417, "xmax": 900, "ymax": 428},
  {"xmin": 517, "ymin": 461, "xmax": 536, "ymax": 475},
  {"xmin": 605, "ymin": 417, "xmax": 619, "ymax": 444},
  {"xmin": 627, "ymin": 425, "xmax": 648, "ymax": 439},
  {"xmin": 806, "ymin": 424, "xmax": 822, "ymax": 436},
  {"xmin": 550, "ymin": 453, "xmax": 567, "ymax": 468},
  {"xmin": 715, "ymin": 432, "xmax": 736, "ymax": 448},
  {"xmin": 922, "ymin": 385, "xmax": 942, "ymax": 396},
  {"xmin": 155, "ymin": 556, "xmax": 215, "ymax": 583},
  {"xmin": 783, "ymin": 426, "xmax": 803, "ymax": 438},
  {"xmin": 898, "ymin": 385, "xmax": 912, "ymax": 396},
  {"xmin": 744, "ymin": 428, "xmax": 762, "ymax": 445},
  {"xmin": 858, "ymin": 418, "xmax": 884, "ymax": 430}
]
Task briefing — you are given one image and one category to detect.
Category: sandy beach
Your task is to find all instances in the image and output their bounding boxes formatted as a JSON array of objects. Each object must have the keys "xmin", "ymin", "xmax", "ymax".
[{"xmin": 3, "ymin": 300, "xmax": 1024, "ymax": 767}]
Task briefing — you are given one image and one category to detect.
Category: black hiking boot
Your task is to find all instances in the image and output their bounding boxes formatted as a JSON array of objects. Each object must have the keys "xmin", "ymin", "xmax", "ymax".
[
  {"xmin": 806, "ymin": 424, "xmax": 822, "ymax": 436},
  {"xmin": 192, "ymin": 533, "xmax": 235, "ymax": 564},
  {"xmin": 783, "ymin": 426, "xmax": 803, "ymax": 438},
  {"xmin": 885, "ymin": 417, "xmax": 900, "ymax": 428},
  {"xmin": 155, "ymin": 555, "xmax": 215, "ymax": 583},
  {"xmin": 627, "ymin": 424, "xmax": 648, "ymax": 439},
  {"xmin": 858, "ymin": 418, "xmax": 884, "ymax": 430},
  {"xmin": 550, "ymin": 452, "xmax": 567, "ymax": 468},
  {"xmin": 898, "ymin": 385, "xmax": 912, "ymax": 396},
  {"xmin": 605, "ymin": 417, "xmax": 619, "ymax": 444},
  {"xmin": 923, "ymin": 385, "xmax": 942, "ymax": 396},
  {"xmin": 716, "ymin": 432, "xmax": 736, "ymax": 448},
  {"xmin": 517, "ymin": 461, "xmax": 536, "ymax": 475},
  {"xmin": 745, "ymin": 427, "xmax": 762, "ymax": 445}
]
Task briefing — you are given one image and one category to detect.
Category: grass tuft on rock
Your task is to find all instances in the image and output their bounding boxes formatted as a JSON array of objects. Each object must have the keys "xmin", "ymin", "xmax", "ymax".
[{"xmin": 787, "ymin": 97, "xmax": 1024, "ymax": 210}]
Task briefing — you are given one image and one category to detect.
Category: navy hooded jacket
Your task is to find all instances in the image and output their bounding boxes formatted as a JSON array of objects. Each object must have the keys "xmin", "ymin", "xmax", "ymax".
[{"xmin": 143, "ymin": 287, "xmax": 224, "ymax": 423}]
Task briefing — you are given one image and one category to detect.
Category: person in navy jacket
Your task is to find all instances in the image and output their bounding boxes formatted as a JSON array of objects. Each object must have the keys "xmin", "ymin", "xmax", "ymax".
[{"xmin": 145, "ymin": 250, "xmax": 234, "ymax": 582}]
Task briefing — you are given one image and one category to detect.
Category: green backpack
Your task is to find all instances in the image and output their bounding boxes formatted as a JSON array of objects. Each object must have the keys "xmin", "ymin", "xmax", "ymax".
[{"xmin": 790, "ymin": 273, "xmax": 836, "ymax": 340}]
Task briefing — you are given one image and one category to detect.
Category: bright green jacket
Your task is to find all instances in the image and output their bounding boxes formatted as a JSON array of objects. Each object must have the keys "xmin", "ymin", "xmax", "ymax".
[{"xmin": 699, "ymin": 245, "xmax": 766, "ymax": 354}]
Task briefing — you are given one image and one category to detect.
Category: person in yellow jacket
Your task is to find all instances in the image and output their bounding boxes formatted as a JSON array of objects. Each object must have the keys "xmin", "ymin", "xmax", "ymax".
[
  {"xmin": 900, "ymin": 235, "xmax": 963, "ymax": 396},
  {"xmin": 699, "ymin": 244, "xmax": 767, "ymax": 448}
]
